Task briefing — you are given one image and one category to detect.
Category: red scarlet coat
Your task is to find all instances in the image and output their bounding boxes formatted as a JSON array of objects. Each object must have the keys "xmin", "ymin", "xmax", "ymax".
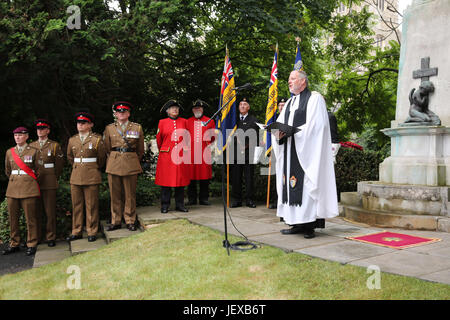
[
  {"xmin": 186, "ymin": 116, "xmax": 215, "ymax": 180},
  {"xmin": 155, "ymin": 117, "xmax": 191, "ymax": 187}
]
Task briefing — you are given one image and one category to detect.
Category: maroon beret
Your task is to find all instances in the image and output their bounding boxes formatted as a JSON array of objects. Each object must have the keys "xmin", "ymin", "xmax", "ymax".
[{"xmin": 13, "ymin": 127, "xmax": 29, "ymax": 134}]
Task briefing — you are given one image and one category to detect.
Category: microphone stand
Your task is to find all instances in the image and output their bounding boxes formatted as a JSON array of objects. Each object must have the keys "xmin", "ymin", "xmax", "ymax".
[{"xmin": 203, "ymin": 91, "xmax": 240, "ymax": 255}]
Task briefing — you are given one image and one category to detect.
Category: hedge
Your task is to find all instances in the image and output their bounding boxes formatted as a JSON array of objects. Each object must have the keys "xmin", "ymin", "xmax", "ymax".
[{"xmin": 0, "ymin": 147, "xmax": 382, "ymax": 243}]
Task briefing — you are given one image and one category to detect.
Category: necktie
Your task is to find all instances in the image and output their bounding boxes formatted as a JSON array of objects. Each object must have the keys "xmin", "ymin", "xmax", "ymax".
[{"xmin": 241, "ymin": 116, "xmax": 244, "ymax": 121}]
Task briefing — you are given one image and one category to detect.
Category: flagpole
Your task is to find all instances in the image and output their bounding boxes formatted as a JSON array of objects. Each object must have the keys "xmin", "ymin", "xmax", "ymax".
[
  {"xmin": 227, "ymin": 154, "xmax": 230, "ymax": 208},
  {"xmin": 266, "ymin": 157, "xmax": 272, "ymax": 208}
]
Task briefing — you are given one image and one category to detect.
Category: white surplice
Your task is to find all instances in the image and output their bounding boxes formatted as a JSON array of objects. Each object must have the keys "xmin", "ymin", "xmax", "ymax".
[{"xmin": 271, "ymin": 91, "xmax": 338, "ymax": 225}]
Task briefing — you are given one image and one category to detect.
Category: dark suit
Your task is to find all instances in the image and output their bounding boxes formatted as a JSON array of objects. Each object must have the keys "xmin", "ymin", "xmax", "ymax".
[{"xmin": 231, "ymin": 113, "xmax": 259, "ymax": 203}]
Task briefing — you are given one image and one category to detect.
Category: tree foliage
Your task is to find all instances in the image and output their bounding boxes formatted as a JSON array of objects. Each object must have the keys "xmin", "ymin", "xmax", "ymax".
[{"xmin": 0, "ymin": 0, "xmax": 399, "ymax": 196}]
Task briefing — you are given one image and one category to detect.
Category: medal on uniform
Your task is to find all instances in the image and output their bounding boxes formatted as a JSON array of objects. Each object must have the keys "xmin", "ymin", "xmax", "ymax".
[
  {"xmin": 289, "ymin": 176, "xmax": 297, "ymax": 188},
  {"xmin": 89, "ymin": 142, "xmax": 93, "ymax": 149},
  {"xmin": 48, "ymin": 149, "xmax": 52, "ymax": 157},
  {"xmin": 127, "ymin": 130, "xmax": 139, "ymax": 138},
  {"xmin": 24, "ymin": 155, "xmax": 32, "ymax": 163}
]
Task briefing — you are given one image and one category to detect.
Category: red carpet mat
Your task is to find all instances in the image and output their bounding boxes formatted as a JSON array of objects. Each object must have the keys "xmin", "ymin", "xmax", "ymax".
[{"xmin": 346, "ymin": 231, "xmax": 441, "ymax": 249}]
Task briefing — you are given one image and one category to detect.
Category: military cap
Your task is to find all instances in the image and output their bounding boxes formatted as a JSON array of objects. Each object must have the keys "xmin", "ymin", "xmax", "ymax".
[
  {"xmin": 13, "ymin": 126, "xmax": 29, "ymax": 134},
  {"xmin": 112, "ymin": 101, "xmax": 133, "ymax": 113},
  {"xmin": 192, "ymin": 99, "xmax": 209, "ymax": 109},
  {"xmin": 160, "ymin": 99, "xmax": 182, "ymax": 113},
  {"xmin": 35, "ymin": 118, "xmax": 51, "ymax": 129},
  {"xmin": 278, "ymin": 97, "xmax": 287, "ymax": 104},
  {"xmin": 75, "ymin": 111, "xmax": 94, "ymax": 123}
]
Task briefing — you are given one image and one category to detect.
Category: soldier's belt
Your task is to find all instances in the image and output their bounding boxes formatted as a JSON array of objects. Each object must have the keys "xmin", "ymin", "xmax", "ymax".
[
  {"xmin": 11, "ymin": 169, "xmax": 34, "ymax": 175},
  {"xmin": 44, "ymin": 163, "xmax": 54, "ymax": 168},
  {"xmin": 112, "ymin": 147, "xmax": 136, "ymax": 153},
  {"xmin": 74, "ymin": 157, "xmax": 97, "ymax": 163}
]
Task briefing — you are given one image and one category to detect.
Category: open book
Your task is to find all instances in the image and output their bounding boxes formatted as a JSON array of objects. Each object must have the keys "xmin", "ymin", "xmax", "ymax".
[{"xmin": 256, "ymin": 122, "xmax": 301, "ymax": 137}]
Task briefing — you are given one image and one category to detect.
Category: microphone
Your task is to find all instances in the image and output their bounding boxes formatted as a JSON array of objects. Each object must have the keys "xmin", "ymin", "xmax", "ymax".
[{"xmin": 232, "ymin": 83, "xmax": 252, "ymax": 91}]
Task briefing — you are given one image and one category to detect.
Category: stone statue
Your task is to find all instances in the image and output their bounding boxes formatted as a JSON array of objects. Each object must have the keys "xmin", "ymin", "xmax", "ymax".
[{"xmin": 404, "ymin": 80, "xmax": 441, "ymax": 125}]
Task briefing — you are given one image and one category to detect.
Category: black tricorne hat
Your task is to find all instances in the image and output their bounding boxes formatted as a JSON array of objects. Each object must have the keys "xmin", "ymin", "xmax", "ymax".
[
  {"xmin": 35, "ymin": 118, "xmax": 51, "ymax": 129},
  {"xmin": 192, "ymin": 99, "xmax": 209, "ymax": 109},
  {"xmin": 160, "ymin": 99, "xmax": 182, "ymax": 113},
  {"xmin": 112, "ymin": 101, "xmax": 133, "ymax": 113}
]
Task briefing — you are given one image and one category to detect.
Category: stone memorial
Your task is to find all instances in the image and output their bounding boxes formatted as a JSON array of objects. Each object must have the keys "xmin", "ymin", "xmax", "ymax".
[{"xmin": 341, "ymin": 0, "xmax": 450, "ymax": 232}]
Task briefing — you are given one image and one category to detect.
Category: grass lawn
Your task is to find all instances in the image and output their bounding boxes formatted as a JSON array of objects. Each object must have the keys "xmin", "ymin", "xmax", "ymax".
[{"xmin": 0, "ymin": 219, "xmax": 449, "ymax": 299}]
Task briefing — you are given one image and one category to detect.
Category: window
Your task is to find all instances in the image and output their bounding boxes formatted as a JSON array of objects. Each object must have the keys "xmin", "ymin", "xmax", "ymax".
[
  {"xmin": 337, "ymin": 2, "xmax": 346, "ymax": 13},
  {"xmin": 376, "ymin": 35, "xmax": 384, "ymax": 48}
]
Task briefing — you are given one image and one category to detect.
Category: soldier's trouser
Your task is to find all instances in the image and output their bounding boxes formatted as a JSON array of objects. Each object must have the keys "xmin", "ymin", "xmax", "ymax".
[
  {"xmin": 108, "ymin": 174, "xmax": 137, "ymax": 225},
  {"xmin": 36, "ymin": 189, "xmax": 57, "ymax": 241},
  {"xmin": 7, "ymin": 197, "xmax": 39, "ymax": 248},
  {"xmin": 70, "ymin": 184, "xmax": 99, "ymax": 236}
]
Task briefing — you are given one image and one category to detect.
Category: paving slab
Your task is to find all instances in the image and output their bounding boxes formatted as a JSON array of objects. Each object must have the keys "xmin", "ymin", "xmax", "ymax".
[
  {"xmin": 250, "ymin": 232, "xmax": 345, "ymax": 252},
  {"xmin": 418, "ymin": 268, "xmax": 450, "ymax": 285},
  {"xmin": 33, "ymin": 242, "xmax": 71, "ymax": 268},
  {"xmin": 349, "ymin": 250, "xmax": 450, "ymax": 278},
  {"xmin": 70, "ymin": 238, "xmax": 107, "ymax": 256},
  {"xmin": 100, "ymin": 221, "xmax": 142, "ymax": 244},
  {"xmin": 295, "ymin": 240, "xmax": 396, "ymax": 264},
  {"xmin": 316, "ymin": 222, "xmax": 380, "ymax": 238},
  {"xmin": 206, "ymin": 218, "xmax": 284, "ymax": 237}
]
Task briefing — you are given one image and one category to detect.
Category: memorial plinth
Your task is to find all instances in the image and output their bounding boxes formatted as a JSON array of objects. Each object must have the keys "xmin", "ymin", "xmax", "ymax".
[{"xmin": 340, "ymin": 0, "xmax": 450, "ymax": 232}]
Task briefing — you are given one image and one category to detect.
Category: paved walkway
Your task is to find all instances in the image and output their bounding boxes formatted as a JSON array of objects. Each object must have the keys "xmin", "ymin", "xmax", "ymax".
[{"xmin": 137, "ymin": 198, "xmax": 450, "ymax": 286}]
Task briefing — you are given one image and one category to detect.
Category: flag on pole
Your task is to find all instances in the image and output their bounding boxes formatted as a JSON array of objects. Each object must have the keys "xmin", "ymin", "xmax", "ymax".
[
  {"xmin": 264, "ymin": 45, "xmax": 278, "ymax": 157},
  {"xmin": 216, "ymin": 47, "xmax": 237, "ymax": 152},
  {"xmin": 293, "ymin": 38, "xmax": 304, "ymax": 71}
]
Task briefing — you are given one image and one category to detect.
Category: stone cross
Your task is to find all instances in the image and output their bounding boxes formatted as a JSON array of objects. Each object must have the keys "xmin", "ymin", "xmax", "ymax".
[{"xmin": 412, "ymin": 57, "xmax": 438, "ymax": 83}]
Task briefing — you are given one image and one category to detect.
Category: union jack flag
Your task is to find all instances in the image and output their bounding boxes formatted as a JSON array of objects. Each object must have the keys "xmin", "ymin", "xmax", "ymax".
[{"xmin": 216, "ymin": 47, "xmax": 237, "ymax": 152}]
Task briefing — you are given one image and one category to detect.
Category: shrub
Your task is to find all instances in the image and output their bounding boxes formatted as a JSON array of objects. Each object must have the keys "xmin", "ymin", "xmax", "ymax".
[
  {"xmin": 335, "ymin": 147, "xmax": 383, "ymax": 199},
  {"xmin": 210, "ymin": 147, "xmax": 383, "ymax": 203}
]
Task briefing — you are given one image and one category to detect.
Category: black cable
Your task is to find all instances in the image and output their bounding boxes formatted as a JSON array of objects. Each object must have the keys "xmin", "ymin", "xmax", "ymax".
[{"xmin": 223, "ymin": 205, "xmax": 260, "ymax": 251}]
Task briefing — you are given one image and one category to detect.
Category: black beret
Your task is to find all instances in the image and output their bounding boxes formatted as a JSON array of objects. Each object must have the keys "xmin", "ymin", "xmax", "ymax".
[
  {"xmin": 112, "ymin": 101, "xmax": 133, "ymax": 112},
  {"xmin": 240, "ymin": 97, "xmax": 250, "ymax": 104},
  {"xmin": 35, "ymin": 118, "xmax": 51, "ymax": 129},
  {"xmin": 278, "ymin": 97, "xmax": 287, "ymax": 104},
  {"xmin": 160, "ymin": 99, "xmax": 182, "ymax": 112}
]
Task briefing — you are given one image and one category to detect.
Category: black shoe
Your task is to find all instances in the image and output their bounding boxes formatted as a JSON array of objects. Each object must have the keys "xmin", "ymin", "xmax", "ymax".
[
  {"xmin": 88, "ymin": 236, "xmax": 97, "ymax": 242},
  {"xmin": 199, "ymin": 200, "xmax": 211, "ymax": 206},
  {"xmin": 127, "ymin": 224, "xmax": 137, "ymax": 231},
  {"xmin": 176, "ymin": 206, "xmax": 189, "ymax": 213},
  {"xmin": 47, "ymin": 240, "xmax": 56, "ymax": 247},
  {"xmin": 186, "ymin": 200, "xmax": 197, "ymax": 206},
  {"xmin": 231, "ymin": 202, "xmax": 242, "ymax": 208},
  {"xmin": 106, "ymin": 224, "xmax": 121, "ymax": 231},
  {"xmin": 246, "ymin": 201, "xmax": 256, "ymax": 208},
  {"xmin": 280, "ymin": 217, "xmax": 284, "ymax": 222},
  {"xmin": 161, "ymin": 207, "xmax": 169, "ymax": 214},
  {"xmin": 26, "ymin": 247, "xmax": 37, "ymax": 256},
  {"xmin": 304, "ymin": 229, "xmax": 316, "ymax": 239},
  {"xmin": 2, "ymin": 246, "xmax": 20, "ymax": 255},
  {"xmin": 66, "ymin": 234, "xmax": 82, "ymax": 242},
  {"xmin": 280, "ymin": 226, "xmax": 304, "ymax": 235}
]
